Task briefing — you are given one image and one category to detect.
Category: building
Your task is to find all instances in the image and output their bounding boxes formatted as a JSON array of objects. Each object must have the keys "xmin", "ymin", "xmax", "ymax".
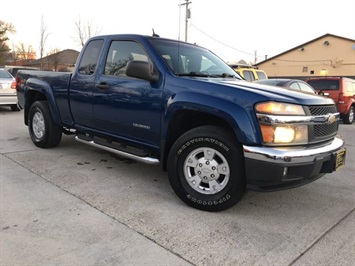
[
  {"xmin": 255, "ymin": 33, "xmax": 355, "ymax": 80},
  {"xmin": 24, "ymin": 49, "xmax": 79, "ymax": 72}
]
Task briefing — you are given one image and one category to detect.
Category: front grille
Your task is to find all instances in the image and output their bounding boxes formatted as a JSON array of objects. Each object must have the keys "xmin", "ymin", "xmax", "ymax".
[
  {"xmin": 314, "ymin": 123, "xmax": 338, "ymax": 137},
  {"xmin": 306, "ymin": 105, "xmax": 339, "ymax": 143},
  {"xmin": 308, "ymin": 105, "xmax": 337, "ymax": 116}
]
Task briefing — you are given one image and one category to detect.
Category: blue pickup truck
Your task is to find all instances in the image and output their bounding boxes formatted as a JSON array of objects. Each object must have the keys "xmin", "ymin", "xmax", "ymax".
[{"xmin": 16, "ymin": 34, "xmax": 346, "ymax": 211}]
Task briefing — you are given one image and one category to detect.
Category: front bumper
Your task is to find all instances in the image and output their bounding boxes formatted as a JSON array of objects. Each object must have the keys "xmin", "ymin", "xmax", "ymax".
[{"xmin": 243, "ymin": 136, "xmax": 346, "ymax": 191}]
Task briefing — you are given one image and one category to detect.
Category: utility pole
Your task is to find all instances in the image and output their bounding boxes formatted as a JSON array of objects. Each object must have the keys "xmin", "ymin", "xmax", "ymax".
[
  {"xmin": 254, "ymin": 50, "xmax": 257, "ymax": 65},
  {"xmin": 180, "ymin": 0, "xmax": 191, "ymax": 42}
]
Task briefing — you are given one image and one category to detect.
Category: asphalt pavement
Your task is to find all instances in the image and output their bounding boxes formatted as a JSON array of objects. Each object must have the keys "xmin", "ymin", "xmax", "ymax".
[{"xmin": 1, "ymin": 107, "xmax": 354, "ymax": 266}]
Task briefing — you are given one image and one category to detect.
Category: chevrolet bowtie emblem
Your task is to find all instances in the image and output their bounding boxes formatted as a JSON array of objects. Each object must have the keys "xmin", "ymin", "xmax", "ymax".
[{"xmin": 327, "ymin": 114, "xmax": 336, "ymax": 124}]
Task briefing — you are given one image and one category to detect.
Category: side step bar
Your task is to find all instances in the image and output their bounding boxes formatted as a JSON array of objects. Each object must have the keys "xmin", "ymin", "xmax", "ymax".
[{"xmin": 75, "ymin": 136, "xmax": 160, "ymax": 165}]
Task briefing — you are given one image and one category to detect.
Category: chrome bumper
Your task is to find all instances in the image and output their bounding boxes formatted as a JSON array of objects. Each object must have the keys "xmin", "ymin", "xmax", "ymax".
[
  {"xmin": 243, "ymin": 136, "xmax": 345, "ymax": 164},
  {"xmin": 243, "ymin": 136, "xmax": 346, "ymax": 191}
]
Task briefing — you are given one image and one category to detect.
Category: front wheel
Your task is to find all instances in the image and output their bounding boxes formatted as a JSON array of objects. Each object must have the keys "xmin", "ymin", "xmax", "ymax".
[
  {"xmin": 28, "ymin": 101, "xmax": 62, "ymax": 148},
  {"xmin": 167, "ymin": 126, "xmax": 246, "ymax": 212},
  {"xmin": 343, "ymin": 106, "xmax": 354, "ymax": 124}
]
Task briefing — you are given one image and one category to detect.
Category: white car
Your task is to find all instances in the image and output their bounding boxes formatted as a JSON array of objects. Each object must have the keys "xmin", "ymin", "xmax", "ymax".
[{"xmin": 0, "ymin": 68, "xmax": 20, "ymax": 111}]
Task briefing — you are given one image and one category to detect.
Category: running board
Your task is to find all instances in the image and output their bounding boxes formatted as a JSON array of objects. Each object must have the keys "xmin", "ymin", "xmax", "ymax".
[{"xmin": 75, "ymin": 136, "xmax": 160, "ymax": 165}]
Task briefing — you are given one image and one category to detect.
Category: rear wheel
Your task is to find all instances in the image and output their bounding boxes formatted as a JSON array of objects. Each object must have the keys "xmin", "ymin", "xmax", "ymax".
[
  {"xmin": 167, "ymin": 125, "xmax": 246, "ymax": 212},
  {"xmin": 28, "ymin": 101, "xmax": 62, "ymax": 148},
  {"xmin": 343, "ymin": 106, "xmax": 354, "ymax": 124}
]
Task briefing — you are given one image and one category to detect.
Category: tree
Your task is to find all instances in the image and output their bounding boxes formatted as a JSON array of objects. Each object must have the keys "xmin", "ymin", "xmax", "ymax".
[
  {"xmin": 0, "ymin": 20, "xmax": 15, "ymax": 65},
  {"xmin": 74, "ymin": 17, "xmax": 100, "ymax": 47},
  {"xmin": 39, "ymin": 16, "xmax": 49, "ymax": 70},
  {"xmin": 46, "ymin": 48, "xmax": 61, "ymax": 71},
  {"xmin": 16, "ymin": 43, "xmax": 36, "ymax": 60}
]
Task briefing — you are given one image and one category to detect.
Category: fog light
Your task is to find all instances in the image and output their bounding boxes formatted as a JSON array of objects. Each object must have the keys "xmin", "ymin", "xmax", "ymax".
[
  {"xmin": 274, "ymin": 127, "xmax": 295, "ymax": 143},
  {"xmin": 259, "ymin": 125, "xmax": 308, "ymax": 145},
  {"xmin": 283, "ymin": 167, "xmax": 288, "ymax": 177}
]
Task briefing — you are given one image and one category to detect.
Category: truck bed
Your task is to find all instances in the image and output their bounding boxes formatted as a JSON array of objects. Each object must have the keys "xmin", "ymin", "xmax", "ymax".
[{"xmin": 17, "ymin": 70, "xmax": 73, "ymax": 126}]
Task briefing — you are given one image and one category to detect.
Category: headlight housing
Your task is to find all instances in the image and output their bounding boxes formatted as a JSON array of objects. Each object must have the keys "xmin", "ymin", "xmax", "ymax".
[{"xmin": 255, "ymin": 102, "xmax": 308, "ymax": 146}]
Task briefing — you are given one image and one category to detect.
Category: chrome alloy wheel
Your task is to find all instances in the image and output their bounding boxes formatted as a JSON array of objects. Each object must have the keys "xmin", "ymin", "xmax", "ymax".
[
  {"xmin": 184, "ymin": 147, "xmax": 230, "ymax": 195},
  {"xmin": 32, "ymin": 111, "xmax": 45, "ymax": 139},
  {"xmin": 349, "ymin": 107, "xmax": 354, "ymax": 123}
]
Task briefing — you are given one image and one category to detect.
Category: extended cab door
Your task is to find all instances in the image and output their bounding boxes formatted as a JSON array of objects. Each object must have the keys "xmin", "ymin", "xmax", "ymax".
[
  {"xmin": 69, "ymin": 39, "xmax": 104, "ymax": 129},
  {"xmin": 93, "ymin": 40, "xmax": 163, "ymax": 147}
]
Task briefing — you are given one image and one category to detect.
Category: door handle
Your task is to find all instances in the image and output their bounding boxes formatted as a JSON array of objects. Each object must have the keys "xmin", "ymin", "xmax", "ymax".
[{"xmin": 96, "ymin": 82, "xmax": 109, "ymax": 90}]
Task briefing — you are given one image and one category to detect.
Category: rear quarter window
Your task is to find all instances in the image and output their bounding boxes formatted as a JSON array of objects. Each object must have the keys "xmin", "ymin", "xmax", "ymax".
[
  {"xmin": 256, "ymin": 71, "xmax": 267, "ymax": 80},
  {"xmin": 307, "ymin": 80, "xmax": 339, "ymax": 91},
  {"xmin": 344, "ymin": 81, "xmax": 355, "ymax": 92},
  {"xmin": 78, "ymin": 39, "xmax": 104, "ymax": 75}
]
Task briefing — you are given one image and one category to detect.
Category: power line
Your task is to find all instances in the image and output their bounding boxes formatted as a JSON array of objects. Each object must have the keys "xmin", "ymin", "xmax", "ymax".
[
  {"xmin": 189, "ymin": 24, "xmax": 338, "ymax": 64},
  {"xmin": 190, "ymin": 23, "xmax": 260, "ymax": 58}
]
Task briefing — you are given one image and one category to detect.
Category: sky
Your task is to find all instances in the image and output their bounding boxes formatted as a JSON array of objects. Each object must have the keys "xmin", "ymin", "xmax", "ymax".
[{"xmin": 2, "ymin": 0, "xmax": 355, "ymax": 64}]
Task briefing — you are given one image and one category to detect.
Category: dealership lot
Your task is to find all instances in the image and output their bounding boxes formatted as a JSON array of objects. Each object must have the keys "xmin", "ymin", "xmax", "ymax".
[{"xmin": 1, "ymin": 107, "xmax": 354, "ymax": 266}]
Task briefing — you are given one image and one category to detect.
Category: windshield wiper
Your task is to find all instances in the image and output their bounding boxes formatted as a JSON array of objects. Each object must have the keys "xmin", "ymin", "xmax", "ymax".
[
  {"xmin": 177, "ymin": 72, "xmax": 240, "ymax": 79},
  {"xmin": 210, "ymin": 73, "xmax": 239, "ymax": 78},
  {"xmin": 176, "ymin": 72, "xmax": 211, "ymax": 77}
]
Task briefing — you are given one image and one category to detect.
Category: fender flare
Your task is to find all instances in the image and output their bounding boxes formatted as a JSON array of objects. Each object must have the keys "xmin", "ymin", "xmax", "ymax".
[
  {"xmin": 24, "ymin": 78, "xmax": 62, "ymax": 126},
  {"xmin": 163, "ymin": 91, "xmax": 260, "ymax": 144}
]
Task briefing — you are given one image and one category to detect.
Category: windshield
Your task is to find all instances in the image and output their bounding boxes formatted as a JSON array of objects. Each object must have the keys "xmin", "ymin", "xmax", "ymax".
[{"xmin": 149, "ymin": 39, "xmax": 241, "ymax": 79}]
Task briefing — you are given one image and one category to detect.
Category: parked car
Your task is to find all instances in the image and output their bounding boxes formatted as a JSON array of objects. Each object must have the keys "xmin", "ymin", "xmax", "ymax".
[
  {"xmin": 229, "ymin": 64, "xmax": 268, "ymax": 81},
  {"xmin": 0, "ymin": 68, "xmax": 20, "ymax": 111},
  {"xmin": 306, "ymin": 77, "xmax": 355, "ymax": 124},
  {"xmin": 255, "ymin": 78, "xmax": 319, "ymax": 95}
]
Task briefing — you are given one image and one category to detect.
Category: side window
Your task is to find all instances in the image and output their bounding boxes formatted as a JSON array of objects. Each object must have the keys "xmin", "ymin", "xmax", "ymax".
[
  {"xmin": 104, "ymin": 40, "xmax": 149, "ymax": 76},
  {"xmin": 344, "ymin": 81, "xmax": 354, "ymax": 92},
  {"xmin": 289, "ymin": 82, "xmax": 301, "ymax": 90},
  {"xmin": 78, "ymin": 40, "xmax": 104, "ymax": 75},
  {"xmin": 256, "ymin": 71, "xmax": 267, "ymax": 80},
  {"xmin": 299, "ymin": 82, "xmax": 315, "ymax": 93},
  {"xmin": 243, "ymin": 70, "xmax": 254, "ymax": 81}
]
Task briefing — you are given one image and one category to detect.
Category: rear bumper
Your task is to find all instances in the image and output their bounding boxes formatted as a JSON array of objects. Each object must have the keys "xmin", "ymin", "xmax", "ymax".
[
  {"xmin": 243, "ymin": 136, "xmax": 346, "ymax": 191},
  {"xmin": 0, "ymin": 94, "xmax": 18, "ymax": 105}
]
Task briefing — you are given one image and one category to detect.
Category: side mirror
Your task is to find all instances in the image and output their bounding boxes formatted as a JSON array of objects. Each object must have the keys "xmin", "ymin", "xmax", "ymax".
[{"xmin": 126, "ymin": 60, "xmax": 159, "ymax": 82}]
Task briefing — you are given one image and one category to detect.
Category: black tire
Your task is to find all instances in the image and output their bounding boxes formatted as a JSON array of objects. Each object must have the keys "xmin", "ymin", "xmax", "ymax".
[
  {"xmin": 10, "ymin": 103, "xmax": 21, "ymax": 111},
  {"xmin": 28, "ymin": 101, "xmax": 62, "ymax": 148},
  {"xmin": 167, "ymin": 125, "xmax": 246, "ymax": 212},
  {"xmin": 343, "ymin": 106, "xmax": 354, "ymax": 124}
]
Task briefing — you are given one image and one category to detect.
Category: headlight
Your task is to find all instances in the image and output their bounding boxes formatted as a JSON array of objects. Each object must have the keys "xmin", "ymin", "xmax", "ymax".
[
  {"xmin": 256, "ymin": 102, "xmax": 308, "ymax": 145},
  {"xmin": 255, "ymin": 102, "xmax": 305, "ymax": 115}
]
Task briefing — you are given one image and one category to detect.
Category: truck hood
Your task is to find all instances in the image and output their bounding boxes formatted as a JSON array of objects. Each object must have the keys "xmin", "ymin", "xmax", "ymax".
[{"xmin": 203, "ymin": 78, "xmax": 335, "ymax": 105}]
